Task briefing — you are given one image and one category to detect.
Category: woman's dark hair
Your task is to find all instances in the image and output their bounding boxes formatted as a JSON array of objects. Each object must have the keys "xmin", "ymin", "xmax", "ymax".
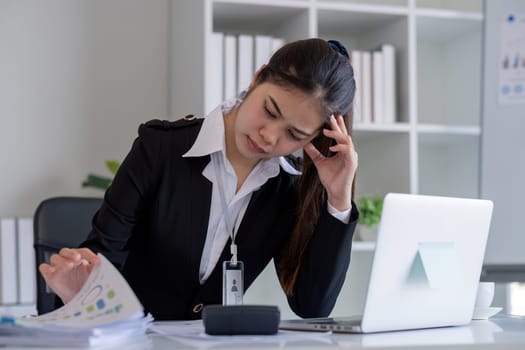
[{"xmin": 251, "ymin": 38, "xmax": 356, "ymax": 295}]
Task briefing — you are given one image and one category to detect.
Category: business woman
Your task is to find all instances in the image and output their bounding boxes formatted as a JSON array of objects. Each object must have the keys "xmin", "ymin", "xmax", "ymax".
[{"xmin": 39, "ymin": 38, "xmax": 359, "ymax": 320}]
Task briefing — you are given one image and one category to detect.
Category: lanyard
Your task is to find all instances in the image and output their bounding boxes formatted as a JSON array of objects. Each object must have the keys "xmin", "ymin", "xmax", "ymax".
[{"xmin": 213, "ymin": 154, "xmax": 239, "ymax": 265}]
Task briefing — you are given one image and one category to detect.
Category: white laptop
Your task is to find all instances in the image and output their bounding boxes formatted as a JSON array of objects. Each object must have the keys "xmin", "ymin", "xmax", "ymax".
[{"xmin": 280, "ymin": 193, "xmax": 494, "ymax": 333}]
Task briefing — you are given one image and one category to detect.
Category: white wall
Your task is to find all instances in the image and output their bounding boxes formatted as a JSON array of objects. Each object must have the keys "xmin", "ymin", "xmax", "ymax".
[{"xmin": 0, "ymin": 0, "xmax": 170, "ymax": 217}]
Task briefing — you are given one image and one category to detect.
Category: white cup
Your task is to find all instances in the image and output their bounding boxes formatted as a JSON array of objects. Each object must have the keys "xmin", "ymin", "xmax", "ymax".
[{"xmin": 475, "ymin": 282, "xmax": 495, "ymax": 308}]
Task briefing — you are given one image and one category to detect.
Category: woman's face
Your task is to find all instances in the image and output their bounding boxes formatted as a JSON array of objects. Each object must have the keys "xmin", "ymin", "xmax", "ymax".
[{"xmin": 233, "ymin": 82, "xmax": 325, "ymax": 162}]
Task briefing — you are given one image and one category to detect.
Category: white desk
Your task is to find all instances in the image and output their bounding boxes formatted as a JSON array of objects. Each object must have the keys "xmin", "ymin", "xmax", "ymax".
[
  {"xmin": 142, "ymin": 314, "xmax": 525, "ymax": 350},
  {"xmin": 1, "ymin": 315, "xmax": 524, "ymax": 349}
]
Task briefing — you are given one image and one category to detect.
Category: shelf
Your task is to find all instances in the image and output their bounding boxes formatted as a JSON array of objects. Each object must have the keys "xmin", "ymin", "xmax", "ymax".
[
  {"xmin": 213, "ymin": 0, "xmax": 308, "ymax": 7},
  {"xmin": 417, "ymin": 124, "xmax": 481, "ymax": 136},
  {"xmin": 319, "ymin": 0, "xmax": 407, "ymax": 7},
  {"xmin": 317, "ymin": 1, "xmax": 408, "ymax": 16},
  {"xmin": 416, "ymin": 8, "xmax": 482, "ymax": 22},
  {"xmin": 352, "ymin": 241, "xmax": 376, "ymax": 251},
  {"xmin": 415, "ymin": 0, "xmax": 483, "ymax": 14},
  {"xmin": 212, "ymin": 1, "xmax": 309, "ymax": 36},
  {"xmin": 354, "ymin": 122, "xmax": 410, "ymax": 133}
]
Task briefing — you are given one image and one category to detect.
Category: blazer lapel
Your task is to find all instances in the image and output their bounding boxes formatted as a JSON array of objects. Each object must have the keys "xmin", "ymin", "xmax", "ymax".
[{"xmin": 188, "ymin": 155, "xmax": 213, "ymax": 283}]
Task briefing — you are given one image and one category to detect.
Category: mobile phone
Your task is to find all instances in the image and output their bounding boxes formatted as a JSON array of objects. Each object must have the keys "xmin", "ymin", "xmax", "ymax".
[{"xmin": 312, "ymin": 133, "xmax": 337, "ymax": 158}]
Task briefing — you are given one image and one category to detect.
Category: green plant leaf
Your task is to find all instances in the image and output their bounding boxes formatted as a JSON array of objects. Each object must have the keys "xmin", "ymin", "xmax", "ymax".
[
  {"xmin": 105, "ymin": 160, "xmax": 121, "ymax": 175},
  {"xmin": 357, "ymin": 196, "xmax": 384, "ymax": 228},
  {"xmin": 82, "ymin": 160, "xmax": 121, "ymax": 192},
  {"xmin": 82, "ymin": 174, "xmax": 112, "ymax": 191}
]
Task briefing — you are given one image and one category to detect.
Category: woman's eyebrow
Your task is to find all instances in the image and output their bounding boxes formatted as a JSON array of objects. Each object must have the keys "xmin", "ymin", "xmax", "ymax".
[{"xmin": 268, "ymin": 95, "xmax": 314, "ymax": 137}]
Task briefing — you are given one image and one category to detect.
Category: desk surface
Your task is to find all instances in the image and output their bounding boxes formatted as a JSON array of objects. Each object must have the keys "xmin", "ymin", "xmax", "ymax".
[
  {"xmin": 2, "ymin": 314, "xmax": 525, "ymax": 349},
  {"xmin": 148, "ymin": 314, "xmax": 525, "ymax": 350}
]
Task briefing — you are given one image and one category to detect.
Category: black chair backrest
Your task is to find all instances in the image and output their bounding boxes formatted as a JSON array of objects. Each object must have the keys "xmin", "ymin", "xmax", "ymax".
[{"xmin": 33, "ymin": 197, "xmax": 102, "ymax": 315}]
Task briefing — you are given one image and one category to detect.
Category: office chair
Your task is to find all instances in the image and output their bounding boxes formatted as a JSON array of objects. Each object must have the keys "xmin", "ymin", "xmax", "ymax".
[{"xmin": 33, "ymin": 196, "xmax": 102, "ymax": 315}]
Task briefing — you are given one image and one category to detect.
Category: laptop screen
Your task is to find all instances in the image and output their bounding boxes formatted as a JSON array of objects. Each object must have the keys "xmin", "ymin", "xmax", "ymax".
[
  {"xmin": 360, "ymin": 193, "xmax": 493, "ymax": 333},
  {"xmin": 280, "ymin": 193, "xmax": 494, "ymax": 334}
]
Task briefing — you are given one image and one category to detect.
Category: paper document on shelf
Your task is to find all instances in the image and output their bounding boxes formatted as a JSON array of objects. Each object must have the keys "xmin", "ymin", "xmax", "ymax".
[{"xmin": 19, "ymin": 253, "xmax": 144, "ymax": 328}]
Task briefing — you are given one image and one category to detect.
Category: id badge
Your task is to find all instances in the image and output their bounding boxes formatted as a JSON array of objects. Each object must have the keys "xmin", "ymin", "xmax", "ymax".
[{"xmin": 223, "ymin": 261, "xmax": 244, "ymax": 305}]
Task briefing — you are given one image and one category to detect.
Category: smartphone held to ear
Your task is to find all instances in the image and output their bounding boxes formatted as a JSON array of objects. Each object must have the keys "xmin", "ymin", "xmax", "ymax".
[{"xmin": 202, "ymin": 305, "xmax": 280, "ymax": 335}]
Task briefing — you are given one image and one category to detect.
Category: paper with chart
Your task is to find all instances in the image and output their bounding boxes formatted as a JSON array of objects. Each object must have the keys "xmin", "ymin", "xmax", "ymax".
[
  {"xmin": 499, "ymin": 13, "xmax": 525, "ymax": 104},
  {"xmin": 19, "ymin": 253, "xmax": 144, "ymax": 328}
]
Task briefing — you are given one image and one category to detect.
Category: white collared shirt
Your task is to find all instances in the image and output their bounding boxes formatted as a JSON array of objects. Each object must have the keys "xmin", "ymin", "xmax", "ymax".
[{"xmin": 183, "ymin": 102, "xmax": 350, "ymax": 284}]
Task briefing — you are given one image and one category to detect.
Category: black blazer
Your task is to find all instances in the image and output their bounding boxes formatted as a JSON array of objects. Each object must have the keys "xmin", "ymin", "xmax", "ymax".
[{"xmin": 81, "ymin": 117, "xmax": 358, "ymax": 320}]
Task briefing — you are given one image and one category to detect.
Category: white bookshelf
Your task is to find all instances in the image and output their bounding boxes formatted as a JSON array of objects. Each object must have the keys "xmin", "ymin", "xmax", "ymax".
[
  {"xmin": 171, "ymin": 0, "xmax": 483, "ymax": 200},
  {"xmin": 170, "ymin": 0, "xmax": 484, "ymax": 316}
]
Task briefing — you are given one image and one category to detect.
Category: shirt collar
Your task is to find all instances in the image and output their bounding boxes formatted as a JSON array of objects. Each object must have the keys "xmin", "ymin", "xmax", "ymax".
[
  {"xmin": 183, "ymin": 104, "xmax": 224, "ymax": 158},
  {"xmin": 183, "ymin": 101, "xmax": 302, "ymax": 176}
]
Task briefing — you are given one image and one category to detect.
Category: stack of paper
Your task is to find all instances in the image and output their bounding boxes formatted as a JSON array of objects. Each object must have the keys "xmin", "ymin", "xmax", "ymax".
[{"xmin": 0, "ymin": 254, "xmax": 152, "ymax": 347}]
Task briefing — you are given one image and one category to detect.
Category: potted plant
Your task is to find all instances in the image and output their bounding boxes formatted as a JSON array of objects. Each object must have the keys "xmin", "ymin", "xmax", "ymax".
[
  {"xmin": 82, "ymin": 160, "xmax": 121, "ymax": 191},
  {"xmin": 356, "ymin": 195, "xmax": 384, "ymax": 241}
]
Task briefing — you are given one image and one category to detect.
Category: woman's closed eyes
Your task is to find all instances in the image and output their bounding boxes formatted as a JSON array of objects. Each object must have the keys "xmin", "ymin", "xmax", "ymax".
[{"xmin": 263, "ymin": 102, "xmax": 304, "ymax": 141}]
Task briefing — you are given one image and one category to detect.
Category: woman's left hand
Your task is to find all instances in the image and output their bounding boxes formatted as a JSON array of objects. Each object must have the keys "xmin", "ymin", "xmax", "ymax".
[{"xmin": 303, "ymin": 114, "xmax": 358, "ymax": 211}]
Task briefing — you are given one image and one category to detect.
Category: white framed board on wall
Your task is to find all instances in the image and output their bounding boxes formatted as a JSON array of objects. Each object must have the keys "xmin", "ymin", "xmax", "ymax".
[{"xmin": 481, "ymin": 0, "xmax": 525, "ymax": 281}]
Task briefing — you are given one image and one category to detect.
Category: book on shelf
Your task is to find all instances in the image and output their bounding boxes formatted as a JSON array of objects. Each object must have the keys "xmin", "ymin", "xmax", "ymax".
[
  {"xmin": 223, "ymin": 34, "xmax": 237, "ymax": 101},
  {"xmin": 350, "ymin": 50, "xmax": 362, "ymax": 123},
  {"xmin": 206, "ymin": 32, "xmax": 224, "ymax": 114},
  {"xmin": 351, "ymin": 44, "xmax": 397, "ymax": 125},
  {"xmin": 237, "ymin": 34, "xmax": 254, "ymax": 94},
  {"xmin": 361, "ymin": 51, "xmax": 372, "ymax": 124},
  {"xmin": 255, "ymin": 34, "xmax": 272, "ymax": 70},
  {"xmin": 207, "ymin": 32, "xmax": 285, "ymax": 107},
  {"xmin": 372, "ymin": 50, "xmax": 385, "ymax": 124},
  {"xmin": 0, "ymin": 219, "xmax": 17, "ymax": 305},
  {"xmin": 16, "ymin": 218, "xmax": 36, "ymax": 305},
  {"xmin": 381, "ymin": 44, "xmax": 396, "ymax": 124},
  {"xmin": 0, "ymin": 253, "xmax": 152, "ymax": 347}
]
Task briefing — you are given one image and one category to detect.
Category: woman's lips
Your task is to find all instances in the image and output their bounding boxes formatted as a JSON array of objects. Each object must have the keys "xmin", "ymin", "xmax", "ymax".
[{"xmin": 246, "ymin": 136, "xmax": 266, "ymax": 154}]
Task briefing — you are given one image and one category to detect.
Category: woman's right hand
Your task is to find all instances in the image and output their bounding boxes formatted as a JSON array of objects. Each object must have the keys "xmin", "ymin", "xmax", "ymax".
[{"xmin": 38, "ymin": 248, "xmax": 101, "ymax": 304}]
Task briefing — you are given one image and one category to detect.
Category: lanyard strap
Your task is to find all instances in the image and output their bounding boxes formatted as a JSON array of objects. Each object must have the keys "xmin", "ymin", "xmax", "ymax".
[{"xmin": 214, "ymin": 154, "xmax": 239, "ymax": 265}]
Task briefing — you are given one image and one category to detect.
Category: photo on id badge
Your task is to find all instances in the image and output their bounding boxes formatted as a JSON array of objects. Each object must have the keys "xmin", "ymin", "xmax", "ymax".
[{"xmin": 223, "ymin": 261, "xmax": 244, "ymax": 305}]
